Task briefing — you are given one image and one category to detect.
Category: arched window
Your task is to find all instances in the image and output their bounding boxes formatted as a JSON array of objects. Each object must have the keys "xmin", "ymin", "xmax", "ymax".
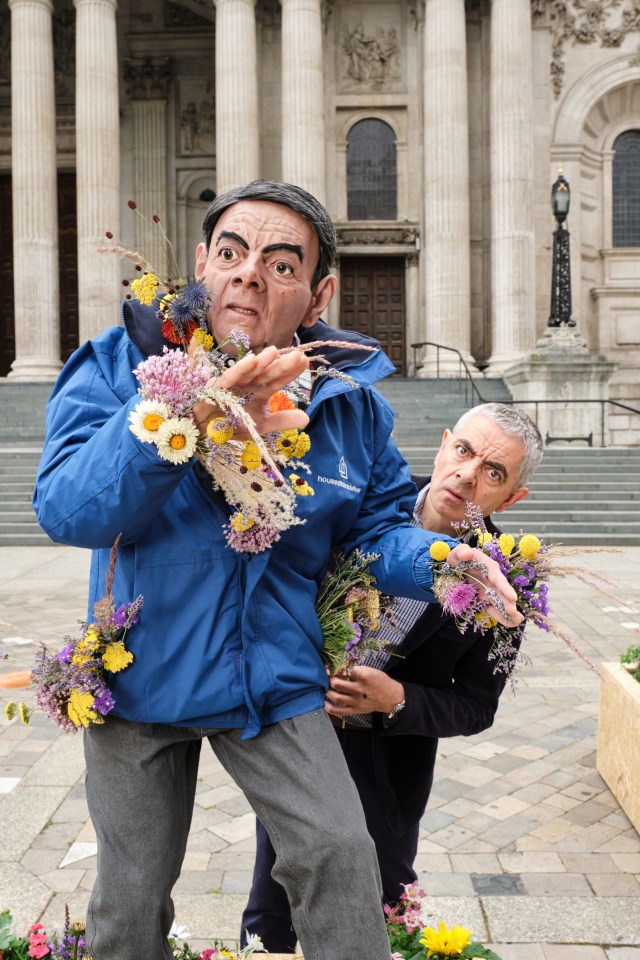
[
  {"xmin": 612, "ymin": 130, "xmax": 640, "ymax": 247},
  {"xmin": 347, "ymin": 119, "xmax": 397, "ymax": 220}
]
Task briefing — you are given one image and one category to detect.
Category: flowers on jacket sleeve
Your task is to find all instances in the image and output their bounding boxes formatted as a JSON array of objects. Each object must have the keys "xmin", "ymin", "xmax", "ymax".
[
  {"xmin": 428, "ymin": 503, "xmax": 610, "ymax": 687},
  {"xmin": 129, "ymin": 399, "xmax": 172, "ymax": 443},
  {"xmin": 155, "ymin": 417, "xmax": 200, "ymax": 464}
]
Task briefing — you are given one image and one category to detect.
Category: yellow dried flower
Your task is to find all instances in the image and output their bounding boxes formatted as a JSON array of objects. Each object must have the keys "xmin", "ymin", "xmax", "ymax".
[
  {"xmin": 67, "ymin": 689, "xmax": 102, "ymax": 728},
  {"xmin": 131, "ymin": 273, "xmax": 159, "ymax": 306},
  {"xmin": 4, "ymin": 701, "xmax": 17, "ymax": 721},
  {"xmin": 102, "ymin": 641, "xmax": 134, "ymax": 673},
  {"xmin": 429, "ymin": 541, "xmax": 451, "ymax": 562},
  {"xmin": 364, "ymin": 589, "xmax": 380, "ymax": 630},
  {"xmin": 474, "ymin": 612, "xmax": 498, "ymax": 629},
  {"xmin": 293, "ymin": 431, "xmax": 311, "ymax": 458},
  {"xmin": 290, "ymin": 474, "xmax": 314, "ymax": 496},
  {"xmin": 498, "ymin": 533, "xmax": 515, "ymax": 557},
  {"xmin": 519, "ymin": 534, "xmax": 541, "ymax": 560},
  {"xmin": 207, "ymin": 418, "xmax": 234, "ymax": 446},
  {"xmin": 230, "ymin": 512, "xmax": 255, "ymax": 532},
  {"xmin": 192, "ymin": 327, "xmax": 214, "ymax": 351},
  {"xmin": 477, "ymin": 530, "xmax": 493, "ymax": 546},
  {"xmin": 276, "ymin": 429, "xmax": 299, "ymax": 461},
  {"xmin": 18, "ymin": 701, "xmax": 32, "ymax": 724},
  {"xmin": 241, "ymin": 442, "xmax": 262, "ymax": 470}
]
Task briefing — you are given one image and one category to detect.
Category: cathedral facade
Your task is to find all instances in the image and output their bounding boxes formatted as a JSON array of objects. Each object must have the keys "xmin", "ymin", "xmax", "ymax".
[{"xmin": 1, "ymin": 0, "xmax": 639, "ymax": 441}]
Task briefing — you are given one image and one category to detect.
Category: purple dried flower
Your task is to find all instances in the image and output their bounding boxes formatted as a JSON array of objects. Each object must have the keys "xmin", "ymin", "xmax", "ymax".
[
  {"xmin": 56, "ymin": 644, "xmax": 74, "ymax": 664},
  {"xmin": 441, "ymin": 580, "xmax": 478, "ymax": 617},
  {"xmin": 93, "ymin": 687, "xmax": 116, "ymax": 716}
]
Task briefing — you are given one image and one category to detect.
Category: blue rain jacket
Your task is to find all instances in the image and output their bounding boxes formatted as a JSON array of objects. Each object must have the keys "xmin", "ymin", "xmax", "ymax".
[{"xmin": 33, "ymin": 301, "xmax": 455, "ymax": 737}]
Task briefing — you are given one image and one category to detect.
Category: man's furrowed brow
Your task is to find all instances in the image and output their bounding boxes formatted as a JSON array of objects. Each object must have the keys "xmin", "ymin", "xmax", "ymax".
[
  {"xmin": 216, "ymin": 230, "xmax": 249, "ymax": 250},
  {"xmin": 456, "ymin": 436, "xmax": 508, "ymax": 481},
  {"xmin": 262, "ymin": 242, "xmax": 304, "ymax": 262}
]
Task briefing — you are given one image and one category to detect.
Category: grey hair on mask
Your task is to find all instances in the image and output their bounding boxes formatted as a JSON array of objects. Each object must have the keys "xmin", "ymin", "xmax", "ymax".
[
  {"xmin": 452, "ymin": 403, "xmax": 543, "ymax": 489},
  {"xmin": 201, "ymin": 179, "xmax": 336, "ymax": 289}
]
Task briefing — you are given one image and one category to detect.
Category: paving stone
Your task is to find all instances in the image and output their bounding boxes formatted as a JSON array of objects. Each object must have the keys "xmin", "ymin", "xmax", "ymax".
[
  {"xmin": 0, "ymin": 862, "xmax": 53, "ymax": 932},
  {"xmin": 483, "ymin": 896, "xmax": 640, "ymax": 944},
  {"xmin": 450, "ymin": 853, "xmax": 501, "ymax": 873},
  {"xmin": 542, "ymin": 948, "xmax": 607, "ymax": 960},
  {"xmin": 471, "ymin": 873, "xmax": 526, "ymax": 896},
  {"xmin": 182, "ymin": 851, "xmax": 212, "ymax": 872},
  {"xmin": 0, "ymin": 784, "xmax": 68, "ymax": 860},
  {"xmin": 490, "ymin": 944, "xmax": 546, "ymax": 960},
  {"xmin": 416, "ymin": 873, "xmax": 475, "ymax": 896},
  {"xmin": 606, "ymin": 949, "xmax": 640, "ymax": 960},
  {"xmin": 588, "ymin": 873, "xmax": 640, "ymax": 896},
  {"xmin": 208, "ymin": 812, "xmax": 256, "ymax": 845},
  {"xmin": 40, "ymin": 868, "xmax": 86, "ymax": 893},
  {"xmin": 413, "ymin": 854, "xmax": 453, "ymax": 873},
  {"xmin": 560, "ymin": 853, "xmax": 618, "ymax": 873},
  {"xmin": 520, "ymin": 873, "xmax": 593, "ymax": 896},
  {"xmin": 172, "ymin": 869, "xmax": 224, "ymax": 894},
  {"xmin": 498, "ymin": 852, "xmax": 566, "ymax": 874},
  {"xmin": 421, "ymin": 809, "xmax": 457, "ymax": 831},
  {"xmin": 478, "ymin": 796, "xmax": 532, "ymax": 820},
  {"xmin": 610, "ymin": 853, "xmax": 640, "ymax": 872}
]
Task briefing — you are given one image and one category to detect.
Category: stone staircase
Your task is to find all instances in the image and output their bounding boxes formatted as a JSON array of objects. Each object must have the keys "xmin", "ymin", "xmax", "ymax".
[{"xmin": 0, "ymin": 379, "xmax": 639, "ymax": 546}]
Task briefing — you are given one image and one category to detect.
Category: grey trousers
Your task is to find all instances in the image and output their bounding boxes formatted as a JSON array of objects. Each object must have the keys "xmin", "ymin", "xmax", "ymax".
[{"xmin": 83, "ymin": 709, "xmax": 392, "ymax": 960}]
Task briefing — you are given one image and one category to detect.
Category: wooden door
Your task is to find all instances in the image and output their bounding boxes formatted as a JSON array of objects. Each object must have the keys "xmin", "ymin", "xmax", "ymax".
[
  {"xmin": 0, "ymin": 173, "xmax": 78, "ymax": 376},
  {"xmin": 58, "ymin": 173, "xmax": 79, "ymax": 362},
  {"xmin": 340, "ymin": 256, "xmax": 406, "ymax": 375}
]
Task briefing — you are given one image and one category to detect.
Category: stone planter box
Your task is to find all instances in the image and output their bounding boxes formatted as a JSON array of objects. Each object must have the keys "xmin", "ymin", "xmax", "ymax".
[{"xmin": 597, "ymin": 661, "xmax": 640, "ymax": 833}]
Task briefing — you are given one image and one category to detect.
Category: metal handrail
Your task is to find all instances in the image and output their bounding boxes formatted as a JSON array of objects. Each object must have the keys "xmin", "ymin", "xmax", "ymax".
[
  {"xmin": 507, "ymin": 398, "xmax": 640, "ymax": 448},
  {"xmin": 409, "ymin": 340, "xmax": 640, "ymax": 448},
  {"xmin": 410, "ymin": 341, "xmax": 486, "ymax": 406}
]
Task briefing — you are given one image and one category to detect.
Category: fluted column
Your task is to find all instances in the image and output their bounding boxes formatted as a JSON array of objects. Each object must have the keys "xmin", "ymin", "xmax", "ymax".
[
  {"xmin": 280, "ymin": 0, "xmax": 326, "ymax": 203},
  {"xmin": 214, "ymin": 0, "xmax": 259, "ymax": 191},
  {"xmin": 75, "ymin": 0, "xmax": 121, "ymax": 343},
  {"xmin": 487, "ymin": 0, "xmax": 536, "ymax": 372},
  {"xmin": 8, "ymin": 0, "xmax": 61, "ymax": 380},
  {"xmin": 125, "ymin": 58, "xmax": 172, "ymax": 272},
  {"xmin": 420, "ymin": 0, "xmax": 473, "ymax": 377}
]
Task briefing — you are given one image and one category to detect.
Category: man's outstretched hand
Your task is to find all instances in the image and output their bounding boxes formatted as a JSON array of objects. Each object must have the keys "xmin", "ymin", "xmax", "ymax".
[
  {"xmin": 191, "ymin": 344, "xmax": 310, "ymax": 437},
  {"xmin": 447, "ymin": 543, "xmax": 524, "ymax": 628}
]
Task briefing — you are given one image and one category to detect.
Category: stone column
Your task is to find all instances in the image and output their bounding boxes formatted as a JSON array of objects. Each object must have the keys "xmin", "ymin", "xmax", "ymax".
[
  {"xmin": 405, "ymin": 252, "xmax": 421, "ymax": 375},
  {"xmin": 75, "ymin": 0, "xmax": 121, "ymax": 344},
  {"xmin": 8, "ymin": 0, "xmax": 61, "ymax": 380},
  {"xmin": 420, "ymin": 0, "xmax": 473, "ymax": 377},
  {"xmin": 214, "ymin": 0, "xmax": 260, "ymax": 191},
  {"xmin": 487, "ymin": 0, "xmax": 536, "ymax": 372},
  {"xmin": 124, "ymin": 58, "xmax": 172, "ymax": 273},
  {"xmin": 280, "ymin": 0, "xmax": 326, "ymax": 203}
]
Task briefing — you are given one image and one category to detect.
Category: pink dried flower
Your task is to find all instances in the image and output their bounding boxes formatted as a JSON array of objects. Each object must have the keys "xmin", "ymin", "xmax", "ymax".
[{"xmin": 441, "ymin": 580, "xmax": 478, "ymax": 617}]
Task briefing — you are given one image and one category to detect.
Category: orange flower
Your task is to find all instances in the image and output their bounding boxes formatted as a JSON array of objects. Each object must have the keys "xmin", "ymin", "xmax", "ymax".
[{"xmin": 268, "ymin": 391, "xmax": 296, "ymax": 413}]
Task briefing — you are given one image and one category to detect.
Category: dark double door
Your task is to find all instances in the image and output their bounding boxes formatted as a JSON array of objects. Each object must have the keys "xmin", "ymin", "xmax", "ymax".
[
  {"xmin": 340, "ymin": 256, "xmax": 406, "ymax": 375},
  {"xmin": 0, "ymin": 173, "xmax": 79, "ymax": 377}
]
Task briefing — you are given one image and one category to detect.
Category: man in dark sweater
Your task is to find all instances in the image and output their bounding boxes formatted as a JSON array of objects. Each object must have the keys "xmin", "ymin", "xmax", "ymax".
[{"xmin": 241, "ymin": 402, "xmax": 543, "ymax": 953}]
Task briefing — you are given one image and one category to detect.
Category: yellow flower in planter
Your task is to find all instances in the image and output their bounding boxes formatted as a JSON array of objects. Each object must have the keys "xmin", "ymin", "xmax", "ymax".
[{"xmin": 420, "ymin": 920, "xmax": 471, "ymax": 957}]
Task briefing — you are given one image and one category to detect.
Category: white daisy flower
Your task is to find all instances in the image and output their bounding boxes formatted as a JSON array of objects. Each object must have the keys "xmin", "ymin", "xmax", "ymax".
[
  {"xmin": 240, "ymin": 931, "xmax": 267, "ymax": 956},
  {"xmin": 156, "ymin": 417, "xmax": 199, "ymax": 464},
  {"xmin": 129, "ymin": 399, "xmax": 172, "ymax": 444}
]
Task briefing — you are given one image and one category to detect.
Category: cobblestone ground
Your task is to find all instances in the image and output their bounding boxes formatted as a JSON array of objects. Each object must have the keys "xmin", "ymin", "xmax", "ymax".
[{"xmin": 1, "ymin": 545, "xmax": 639, "ymax": 959}]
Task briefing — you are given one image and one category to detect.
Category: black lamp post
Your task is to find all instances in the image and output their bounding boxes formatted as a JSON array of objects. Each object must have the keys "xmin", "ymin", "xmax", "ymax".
[{"xmin": 548, "ymin": 170, "xmax": 576, "ymax": 327}]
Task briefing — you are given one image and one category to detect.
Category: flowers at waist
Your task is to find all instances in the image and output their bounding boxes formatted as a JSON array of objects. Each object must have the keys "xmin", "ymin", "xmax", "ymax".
[
  {"xmin": 30, "ymin": 536, "xmax": 142, "ymax": 733},
  {"xmin": 316, "ymin": 550, "xmax": 392, "ymax": 674}
]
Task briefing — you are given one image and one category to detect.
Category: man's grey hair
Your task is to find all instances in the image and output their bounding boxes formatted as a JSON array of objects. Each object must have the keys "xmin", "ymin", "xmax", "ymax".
[
  {"xmin": 452, "ymin": 403, "xmax": 543, "ymax": 488},
  {"xmin": 201, "ymin": 179, "xmax": 336, "ymax": 288}
]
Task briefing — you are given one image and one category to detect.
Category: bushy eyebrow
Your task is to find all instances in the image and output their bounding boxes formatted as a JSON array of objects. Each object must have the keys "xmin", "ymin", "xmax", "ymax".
[
  {"xmin": 216, "ymin": 230, "xmax": 249, "ymax": 249},
  {"xmin": 214, "ymin": 233, "xmax": 304, "ymax": 264},
  {"xmin": 262, "ymin": 242, "xmax": 304, "ymax": 262},
  {"xmin": 454, "ymin": 437, "xmax": 508, "ymax": 482}
]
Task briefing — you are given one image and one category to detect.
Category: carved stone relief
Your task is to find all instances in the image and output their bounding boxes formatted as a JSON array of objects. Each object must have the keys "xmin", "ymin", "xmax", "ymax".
[
  {"xmin": 336, "ymin": 226, "xmax": 418, "ymax": 246},
  {"xmin": 549, "ymin": 0, "xmax": 640, "ymax": 97},
  {"xmin": 124, "ymin": 58, "xmax": 173, "ymax": 101},
  {"xmin": 53, "ymin": 1, "xmax": 75, "ymax": 100},
  {"xmin": 164, "ymin": 0, "xmax": 214, "ymax": 28},
  {"xmin": 177, "ymin": 77, "xmax": 216, "ymax": 156},
  {"xmin": 341, "ymin": 19, "xmax": 401, "ymax": 89},
  {"xmin": 257, "ymin": 0, "xmax": 280, "ymax": 28},
  {"xmin": 408, "ymin": 1, "xmax": 425, "ymax": 29}
]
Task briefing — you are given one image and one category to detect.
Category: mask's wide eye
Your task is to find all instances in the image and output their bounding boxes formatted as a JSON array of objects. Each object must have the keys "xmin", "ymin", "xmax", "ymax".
[{"xmin": 275, "ymin": 262, "xmax": 293, "ymax": 276}]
